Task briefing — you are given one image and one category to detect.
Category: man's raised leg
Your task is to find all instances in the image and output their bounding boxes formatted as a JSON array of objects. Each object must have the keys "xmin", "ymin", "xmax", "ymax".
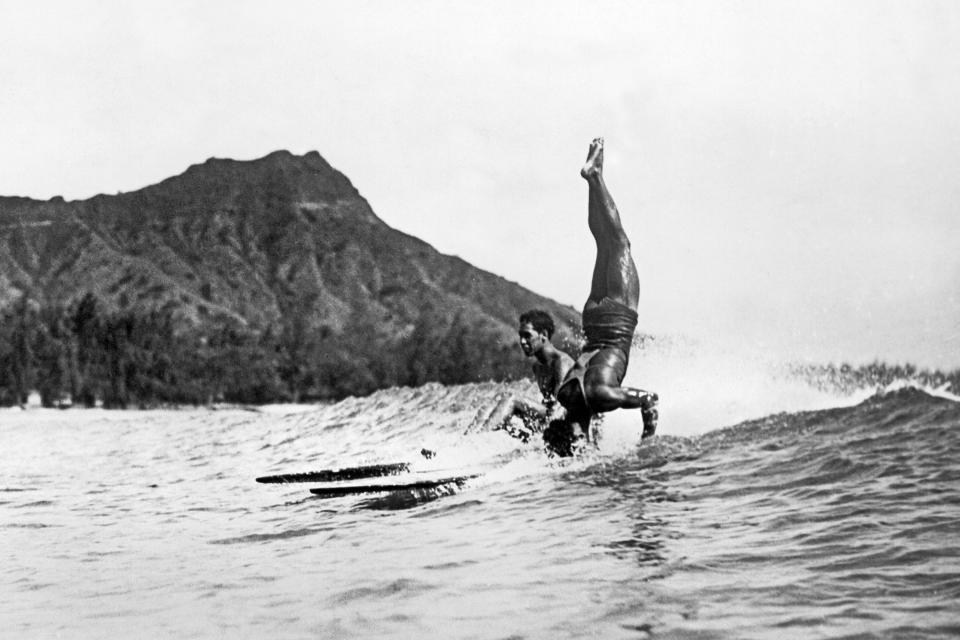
[{"xmin": 581, "ymin": 138, "xmax": 639, "ymax": 309}]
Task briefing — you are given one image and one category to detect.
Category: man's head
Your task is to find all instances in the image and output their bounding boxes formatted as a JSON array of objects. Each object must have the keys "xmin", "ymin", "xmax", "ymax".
[{"xmin": 518, "ymin": 309, "xmax": 555, "ymax": 357}]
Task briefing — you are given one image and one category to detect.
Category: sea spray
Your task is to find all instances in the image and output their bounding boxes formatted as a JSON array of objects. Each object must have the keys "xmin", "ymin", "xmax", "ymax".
[{"xmin": 611, "ymin": 335, "xmax": 872, "ymax": 441}]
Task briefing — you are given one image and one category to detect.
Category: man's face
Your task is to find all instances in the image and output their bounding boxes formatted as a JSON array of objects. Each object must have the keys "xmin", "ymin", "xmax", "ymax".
[{"xmin": 518, "ymin": 322, "xmax": 547, "ymax": 357}]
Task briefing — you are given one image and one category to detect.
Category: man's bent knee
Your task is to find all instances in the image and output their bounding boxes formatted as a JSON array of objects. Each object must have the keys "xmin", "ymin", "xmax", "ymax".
[{"xmin": 584, "ymin": 383, "xmax": 623, "ymax": 413}]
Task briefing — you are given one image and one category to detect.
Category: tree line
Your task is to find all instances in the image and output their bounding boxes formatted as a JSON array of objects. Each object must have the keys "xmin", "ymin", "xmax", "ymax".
[
  {"xmin": 0, "ymin": 292, "xmax": 528, "ymax": 408},
  {"xmin": 787, "ymin": 360, "xmax": 960, "ymax": 396}
]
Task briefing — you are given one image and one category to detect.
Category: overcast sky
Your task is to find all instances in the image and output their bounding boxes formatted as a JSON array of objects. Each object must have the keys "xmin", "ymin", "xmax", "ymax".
[{"xmin": 2, "ymin": 1, "xmax": 958, "ymax": 368}]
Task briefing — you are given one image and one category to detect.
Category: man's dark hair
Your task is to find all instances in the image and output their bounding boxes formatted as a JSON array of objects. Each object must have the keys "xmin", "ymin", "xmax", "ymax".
[{"xmin": 519, "ymin": 309, "xmax": 555, "ymax": 338}]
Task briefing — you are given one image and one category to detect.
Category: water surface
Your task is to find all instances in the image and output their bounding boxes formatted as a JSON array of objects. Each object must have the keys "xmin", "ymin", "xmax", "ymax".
[{"xmin": 3, "ymin": 381, "xmax": 958, "ymax": 638}]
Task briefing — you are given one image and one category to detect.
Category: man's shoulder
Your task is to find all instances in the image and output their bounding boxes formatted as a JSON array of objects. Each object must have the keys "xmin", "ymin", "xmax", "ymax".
[
  {"xmin": 534, "ymin": 349, "xmax": 575, "ymax": 380},
  {"xmin": 554, "ymin": 350, "xmax": 576, "ymax": 371}
]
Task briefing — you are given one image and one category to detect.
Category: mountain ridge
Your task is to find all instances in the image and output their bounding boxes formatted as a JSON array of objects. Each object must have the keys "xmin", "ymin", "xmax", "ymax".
[{"xmin": 0, "ymin": 150, "xmax": 582, "ymax": 403}]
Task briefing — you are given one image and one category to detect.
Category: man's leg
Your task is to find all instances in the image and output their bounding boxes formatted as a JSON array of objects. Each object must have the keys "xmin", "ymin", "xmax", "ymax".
[
  {"xmin": 582, "ymin": 138, "xmax": 639, "ymax": 310},
  {"xmin": 581, "ymin": 350, "xmax": 653, "ymax": 410},
  {"xmin": 582, "ymin": 365, "xmax": 659, "ymax": 436}
]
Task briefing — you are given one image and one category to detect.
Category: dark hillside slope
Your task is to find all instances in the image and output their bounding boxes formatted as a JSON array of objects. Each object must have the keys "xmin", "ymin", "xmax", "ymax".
[{"xmin": 0, "ymin": 151, "xmax": 583, "ymax": 403}]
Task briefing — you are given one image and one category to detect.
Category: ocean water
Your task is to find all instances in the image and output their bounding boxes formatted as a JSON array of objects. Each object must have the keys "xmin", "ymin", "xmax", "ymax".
[{"xmin": 3, "ymin": 362, "xmax": 959, "ymax": 638}]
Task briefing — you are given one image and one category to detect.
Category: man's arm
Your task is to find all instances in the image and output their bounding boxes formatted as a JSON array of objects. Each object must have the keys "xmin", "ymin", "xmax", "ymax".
[{"xmin": 476, "ymin": 394, "xmax": 548, "ymax": 433}]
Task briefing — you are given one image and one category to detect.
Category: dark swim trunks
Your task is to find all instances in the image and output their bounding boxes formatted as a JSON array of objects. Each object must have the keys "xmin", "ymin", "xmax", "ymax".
[
  {"xmin": 556, "ymin": 297, "xmax": 639, "ymax": 414},
  {"xmin": 582, "ymin": 297, "xmax": 638, "ymax": 354}
]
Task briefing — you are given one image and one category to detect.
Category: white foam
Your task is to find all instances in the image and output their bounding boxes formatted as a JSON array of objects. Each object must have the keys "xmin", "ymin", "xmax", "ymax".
[
  {"xmin": 878, "ymin": 379, "xmax": 960, "ymax": 403},
  {"xmin": 255, "ymin": 403, "xmax": 326, "ymax": 415},
  {"xmin": 613, "ymin": 335, "xmax": 868, "ymax": 439}
]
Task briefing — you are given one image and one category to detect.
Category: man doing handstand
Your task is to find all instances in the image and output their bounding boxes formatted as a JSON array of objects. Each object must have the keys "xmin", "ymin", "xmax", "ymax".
[{"xmin": 545, "ymin": 138, "xmax": 658, "ymax": 455}]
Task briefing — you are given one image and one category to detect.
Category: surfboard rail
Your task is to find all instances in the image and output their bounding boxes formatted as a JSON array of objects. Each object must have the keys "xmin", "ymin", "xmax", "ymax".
[
  {"xmin": 308, "ymin": 473, "xmax": 481, "ymax": 498},
  {"xmin": 255, "ymin": 461, "xmax": 411, "ymax": 484}
]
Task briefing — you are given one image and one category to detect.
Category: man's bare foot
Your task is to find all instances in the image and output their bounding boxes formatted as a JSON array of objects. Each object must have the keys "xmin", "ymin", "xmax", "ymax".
[
  {"xmin": 580, "ymin": 137, "xmax": 604, "ymax": 179},
  {"xmin": 638, "ymin": 391, "xmax": 658, "ymax": 439}
]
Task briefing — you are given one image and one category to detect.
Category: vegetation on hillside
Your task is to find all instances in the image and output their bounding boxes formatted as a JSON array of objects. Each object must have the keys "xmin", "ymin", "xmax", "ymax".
[{"xmin": 0, "ymin": 292, "xmax": 532, "ymax": 408}]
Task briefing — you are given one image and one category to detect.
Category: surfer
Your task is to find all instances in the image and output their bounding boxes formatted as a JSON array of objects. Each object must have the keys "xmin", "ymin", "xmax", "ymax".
[
  {"xmin": 474, "ymin": 309, "xmax": 574, "ymax": 441},
  {"xmin": 545, "ymin": 138, "xmax": 658, "ymax": 456}
]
